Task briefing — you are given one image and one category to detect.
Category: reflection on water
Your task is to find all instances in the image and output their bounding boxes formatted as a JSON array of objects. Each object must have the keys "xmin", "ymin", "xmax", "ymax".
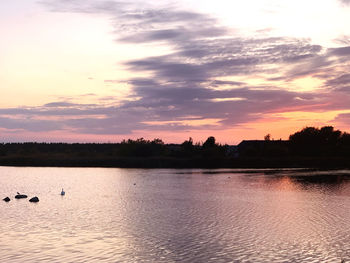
[{"xmin": 0, "ymin": 167, "xmax": 349, "ymax": 262}]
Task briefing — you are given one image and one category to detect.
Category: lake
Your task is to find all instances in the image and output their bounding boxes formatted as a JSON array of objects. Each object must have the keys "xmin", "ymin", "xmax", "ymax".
[{"xmin": 0, "ymin": 167, "xmax": 349, "ymax": 262}]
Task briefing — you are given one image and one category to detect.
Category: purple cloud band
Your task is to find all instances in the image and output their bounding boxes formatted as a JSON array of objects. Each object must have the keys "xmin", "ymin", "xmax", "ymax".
[{"xmin": 1, "ymin": 0, "xmax": 350, "ymax": 137}]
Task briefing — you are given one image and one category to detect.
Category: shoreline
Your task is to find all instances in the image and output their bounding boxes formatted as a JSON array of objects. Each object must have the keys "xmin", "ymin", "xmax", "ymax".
[{"xmin": 1, "ymin": 156, "xmax": 350, "ymax": 169}]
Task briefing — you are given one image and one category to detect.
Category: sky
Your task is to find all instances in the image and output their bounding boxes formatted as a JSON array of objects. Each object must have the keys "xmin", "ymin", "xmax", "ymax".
[{"xmin": 1, "ymin": 0, "xmax": 350, "ymax": 144}]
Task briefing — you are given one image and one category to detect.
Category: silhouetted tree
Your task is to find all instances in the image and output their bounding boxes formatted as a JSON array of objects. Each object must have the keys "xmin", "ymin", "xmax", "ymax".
[
  {"xmin": 289, "ymin": 126, "xmax": 343, "ymax": 156},
  {"xmin": 119, "ymin": 138, "xmax": 165, "ymax": 157},
  {"xmin": 338, "ymin": 132, "xmax": 350, "ymax": 156},
  {"xmin": 202, "ymin": 136, "xmax": 226, "ymax": 157},
  {"xmin": 264, "ymin": 134, "xmax": 271, "ymax": 141},
  {"xmin": 203, "ymin": 136, "xmax": 216, "ymax": 148},
  {"xmin": 181, "ymin": 137, "xmax": 195, "ymax": 157}
]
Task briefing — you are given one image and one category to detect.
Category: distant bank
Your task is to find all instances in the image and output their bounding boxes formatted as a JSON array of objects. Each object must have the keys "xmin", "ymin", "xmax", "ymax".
[
  {"xmin": 1, "ymin": 126, "xmax": 350, "ymax": 168},
  {"xmin": 1, "ymin": 156, "xmax": 350, "ymax": 169}
]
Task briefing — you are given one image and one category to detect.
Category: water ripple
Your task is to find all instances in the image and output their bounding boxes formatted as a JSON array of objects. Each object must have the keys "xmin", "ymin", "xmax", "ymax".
[{"xmin": 0, "ymin": 167, "xmax": 349, "ymax": 262}]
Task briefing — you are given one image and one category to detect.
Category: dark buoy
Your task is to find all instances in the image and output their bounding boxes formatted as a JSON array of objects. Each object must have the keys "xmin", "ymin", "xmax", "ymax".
[
  {"xmin": 3, "ymin": 197, "xmax": 10, "ymax": 202},
  {"xmin": 15, "ymin": 193, "xmax": 28, "ymax": 199},
  {"xmin": 29, "ymin": 197, "xmax": 39, "ymax": 203}
]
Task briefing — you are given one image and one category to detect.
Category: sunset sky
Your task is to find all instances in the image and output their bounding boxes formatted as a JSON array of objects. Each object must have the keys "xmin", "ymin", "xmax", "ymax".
[{"xmin": 1, "ymin": 0, "xmax": 350, "ymax": 144}]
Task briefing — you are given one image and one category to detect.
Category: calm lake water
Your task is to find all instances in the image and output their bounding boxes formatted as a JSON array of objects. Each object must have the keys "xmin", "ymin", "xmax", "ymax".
[{"xmin": 0, "ymin": 167, "xmax": 349, "ymax": 262}]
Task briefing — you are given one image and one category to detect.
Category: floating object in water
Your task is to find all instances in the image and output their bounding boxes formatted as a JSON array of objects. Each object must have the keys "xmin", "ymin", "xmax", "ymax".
[
  {"xmin": 3, "ymin": 197, "xmax": 10, "ymax": 202},
  {"xmin": 15, "ymin": 193, "xmax": 28, "ymax": 199},
  {"xmin": 61, "ymin": 188, "xmax": 65, "ymax": 196},
  {"xmin": 133, "ymin": 183, "xmax": 136, "ymax": 186},
  {"xmin": 29, "ymin": 196, "xmax": 39, "ymax": 203}
]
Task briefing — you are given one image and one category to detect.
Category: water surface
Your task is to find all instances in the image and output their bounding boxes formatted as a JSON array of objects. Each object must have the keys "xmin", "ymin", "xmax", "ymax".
[{"xmin": 0, "ymin": 167, "xmax": 349, "ymax": 262}]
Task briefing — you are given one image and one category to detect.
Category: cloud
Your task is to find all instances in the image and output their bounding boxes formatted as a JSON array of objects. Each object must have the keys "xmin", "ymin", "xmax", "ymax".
[
  {"xmin": 328, "ymin": 46, "xmax": 350, "ymax": 56},
  {"xmin": 339, "ymin": 0, "xmax": 350, "ymax": 5},
  {"xmin": 0, "ymin": 84, "xmax": 328, "ymax": 135},
  {"xmin": 326, "ymin": 74, "xmax": 350, "ymax": 87},
  {"xmin": 2, "ymin": 0, "xmax": 349, "ymax": 137},
  {"xmin": 0, "ymin": 116, "xmax": 62, "ymax": 132},
  {"xmin": 40, "ymin": 0, "xmax": 128, "ymax": 14},
  {"xmin": 334, "ymin": 35, "xmax": 350, "ymax": 45},
  {"xmin": 44, "ymin": 102, "xmax": 84, "ymax": 107},
  {"xmin": 125, "ymin": 37, "xmax": 323, "ymax": 85},
  {"xmin": 334, "ymin": 113, "xmax": 350, "ymax": 127}
]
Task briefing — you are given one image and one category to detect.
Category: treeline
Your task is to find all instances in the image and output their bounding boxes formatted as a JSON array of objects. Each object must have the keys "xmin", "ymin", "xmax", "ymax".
[
  {"xmin": 0, "ymin": 126, "xmax": 349, "ymax": 168},
  {"xmin": 238, "ymin": 126, "xmax": 350, "ymax": 158},
  {"xmin": 0, "ymin": 136, "xmax": 227, "ymax": 159},
  {"xmin": 0, "ymin": 136, "xmax": 229, "ymax": 168},
  {"xmin": 289, "ymin": 126, "xmax": 350, "ymax": 156}
]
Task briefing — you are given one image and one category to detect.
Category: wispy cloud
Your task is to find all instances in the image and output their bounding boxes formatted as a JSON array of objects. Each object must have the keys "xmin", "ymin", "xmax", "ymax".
[
  {"xmin": 1, "ymin": 0, "xmax": 350, "ymax": 138},
  {"xmin": 339, "ymin": 0, "xmax": 350, "ymax": 5}
]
